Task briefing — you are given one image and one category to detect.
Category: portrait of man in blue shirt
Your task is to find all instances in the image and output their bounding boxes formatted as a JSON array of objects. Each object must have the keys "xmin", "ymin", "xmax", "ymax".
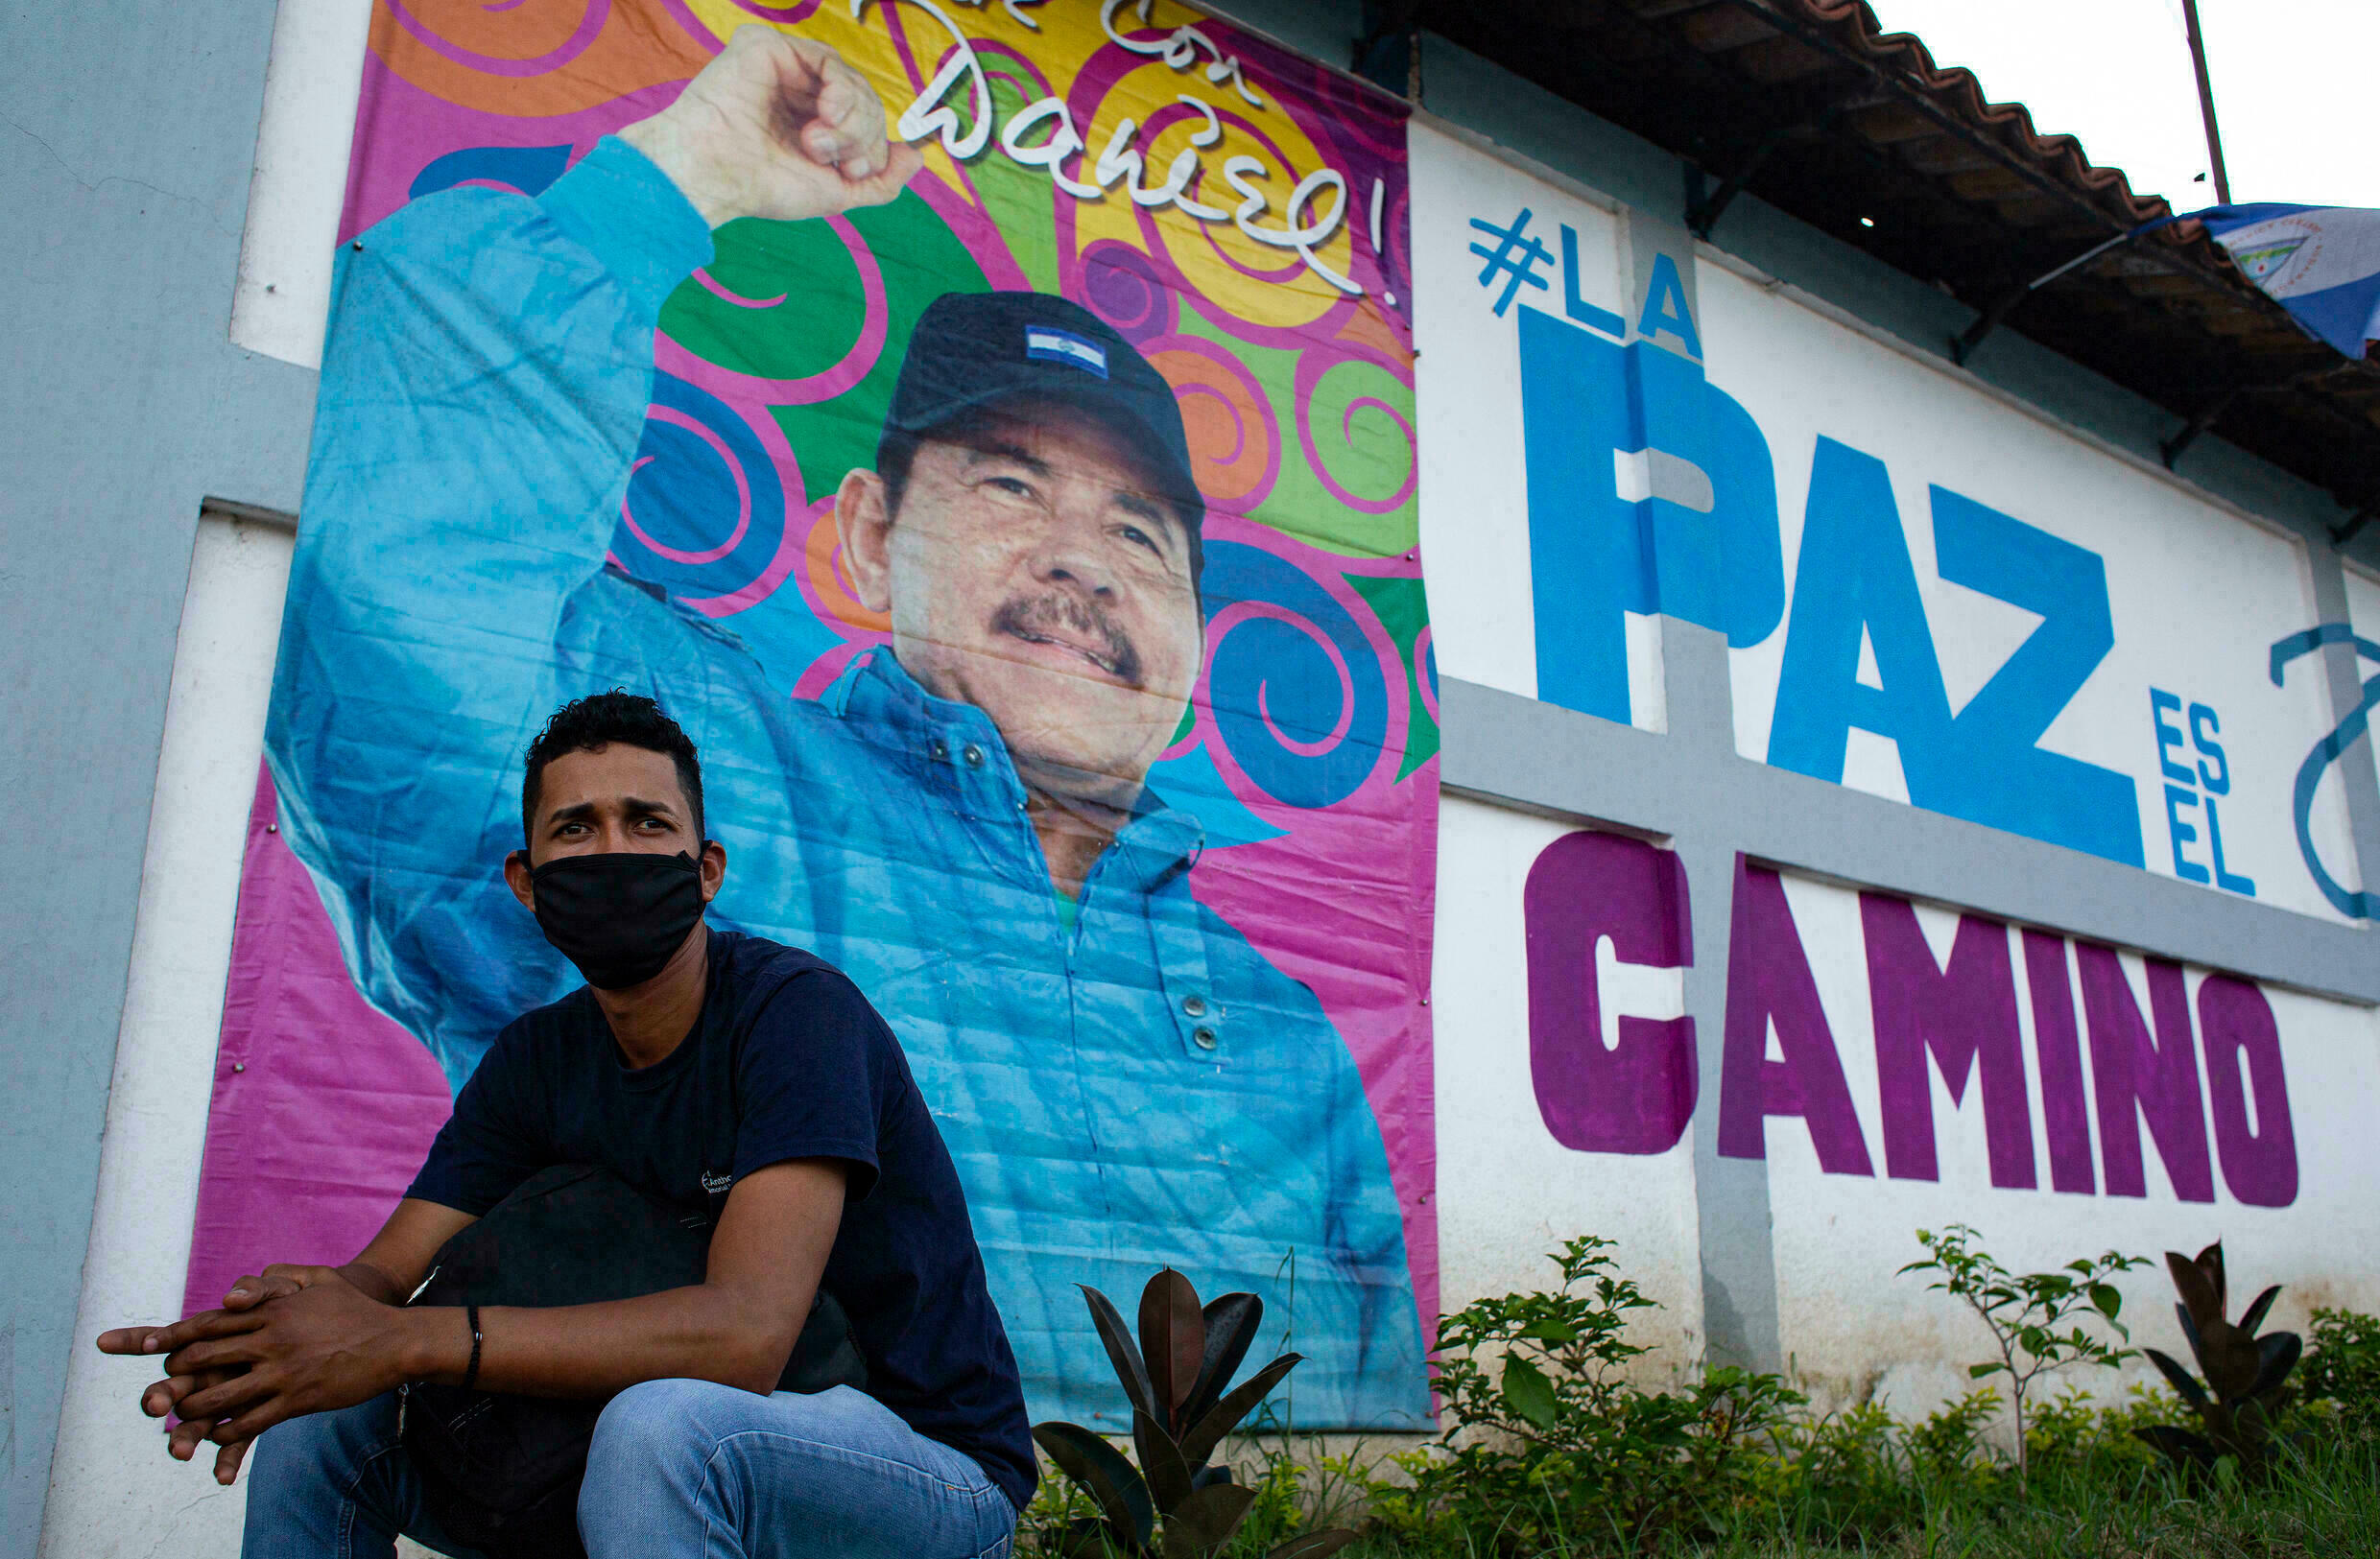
[{"xmin": 268, "ymin": 26, "xmax": 1428, "ymax": 1428}]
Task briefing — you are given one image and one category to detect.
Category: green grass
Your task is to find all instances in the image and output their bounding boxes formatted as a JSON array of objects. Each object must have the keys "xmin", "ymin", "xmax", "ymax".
[
  {"xmin": 1553, "ymin": 1435, "xmax": 2378, "ymax": 1558},
  {"xmin": 1020, "ymin": 1419, "xmax": 2380, "ymax": 1559},
  {"xmin": 1240, "ymin": 1429, "xmax": 2380, "ymax": 1559}
]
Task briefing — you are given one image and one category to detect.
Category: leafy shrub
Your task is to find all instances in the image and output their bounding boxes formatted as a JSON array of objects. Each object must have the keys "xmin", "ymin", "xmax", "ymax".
[
  {"xmin": 1901, "ymin": 1388, "xmax": 2001, "ymax": 1480},
  {"xmin": 1742, "ymin": 1398, "xmax": 1920, "ymax": 1544},
  {"xmin": 2023, "ymin": 1383, "xmax": 2177, "ymax": 1474},
  {"xmin": 1379, "ymin": 1236, "xmax": 1804, "ymax": 1552},
  {"xmin": 2300, "ymin": 1306, "xmax": 2380, "ymax": 1437},
  {"xmin": 1898, "ymin": 1224, "xmax": 2145, "ymax": 1474}
]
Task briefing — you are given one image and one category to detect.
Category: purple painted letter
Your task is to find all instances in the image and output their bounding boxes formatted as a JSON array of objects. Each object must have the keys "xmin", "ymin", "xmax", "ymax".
[
  {"xmin": 1863, "ymin": 897, "xmax": 2035, "ymax": 1188},
  {"xmin": 2197, "ymin": 975, "xmax": 2297, "ymax": 1207},
  {"xmin": 2076, "ymin": 946, "xmax": 2214, "ymax": 1202},
  {"xmin": 1524, "ymin": 830, "xmax": 1697, "ymax": 1154},
  {"xmin": 1719, "ymin": 860, "xmax": 1874, "ymax": 1174},
  {"xmin": 2022, "ymin": 929, "xmax": 2096, "ymax": 1193}
]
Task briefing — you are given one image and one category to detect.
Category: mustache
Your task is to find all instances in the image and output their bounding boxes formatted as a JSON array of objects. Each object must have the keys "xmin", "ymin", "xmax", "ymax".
[{"xmin": 991, "ymin": 592, "xmax": 1144, "ymax": 686}]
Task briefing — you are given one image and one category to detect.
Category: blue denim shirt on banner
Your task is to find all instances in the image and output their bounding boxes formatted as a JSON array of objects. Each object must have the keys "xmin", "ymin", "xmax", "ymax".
[{"xmin": 267, "ymin": 137, "xmax": 1428, "ymax": 1429}]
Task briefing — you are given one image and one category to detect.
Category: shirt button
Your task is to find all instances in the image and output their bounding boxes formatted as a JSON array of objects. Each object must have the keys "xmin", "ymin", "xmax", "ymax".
[
  {"xmin": 1192, "ymin": 1026, "xmax": 1219, "ymax": 1051},
  {"xmin": 930, "ymin": 739, "xmax": 948, "ymax": 763},
  {"xmin": 1181, "ymin": 995, "xmax": 1208, "ymax": 1018},
  {"xmin": 963, "ymin": 743, "xmax": 985, "ymax": 768}
]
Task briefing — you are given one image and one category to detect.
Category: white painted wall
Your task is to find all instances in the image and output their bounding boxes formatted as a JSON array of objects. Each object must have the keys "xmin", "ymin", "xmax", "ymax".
[
  {"xmin": 1700, "ymin": 263, "xmax": 2358, "ymax": 923},
  {"xmin": 1430, "ymin": 797, "xmax": 1702, "ymax": 1372},
  {"xmin": 1758, "ymin": 867, "xmax": 2380, "ymax": 1416},
  {"xmin": 41, "ymin": 514, "xmax": 294, "ymax": 1558},
  {"xmin": 1409, "ymin": 124, "xmax": 2362, "ymax": 923},
  {"xmin": 1410, "ymin": 124, "xmax": 1669, "ymax": 733},
  {"xmin": 1410, "ymin": 123, "xmax": 1556, "ymax": 706}
]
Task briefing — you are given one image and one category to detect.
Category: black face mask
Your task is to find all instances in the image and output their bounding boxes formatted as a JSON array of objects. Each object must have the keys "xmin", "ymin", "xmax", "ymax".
[{"xmin": 525, "ymin": 850, "xmax": 706, "ymax": 990}]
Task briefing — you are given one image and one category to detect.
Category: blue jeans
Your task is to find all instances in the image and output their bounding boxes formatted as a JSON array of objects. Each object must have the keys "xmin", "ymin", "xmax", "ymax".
[{"xmin": 240, "ymin": 1381, "xmax": 1019, "ymax": 1558}]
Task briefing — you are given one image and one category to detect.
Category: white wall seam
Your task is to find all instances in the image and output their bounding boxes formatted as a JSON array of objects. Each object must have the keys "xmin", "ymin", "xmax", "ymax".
[
  {"xmin": 40, "ymin": 515, "xmax": 295, "ymax": 1559},
  {"xmin": 228, "ymin": 0, "xmax": 374, "ymax": 370}
]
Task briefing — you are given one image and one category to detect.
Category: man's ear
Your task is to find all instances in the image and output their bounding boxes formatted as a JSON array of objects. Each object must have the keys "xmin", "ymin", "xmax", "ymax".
[
  {"xmin": 698, "ymin": 839, "xmax": 727, "ymax": 905},
  {"xmin": 503, "ymin": 849, "xmax": 537, "ymax": 912},
  {"xmin": 835, "ymin": 466, "xmax": 895, "ymax": 617}
]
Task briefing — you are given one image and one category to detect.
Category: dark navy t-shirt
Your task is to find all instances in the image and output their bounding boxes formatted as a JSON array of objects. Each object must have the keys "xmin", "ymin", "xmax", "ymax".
[{"xmin": 407, "ymin": 929, "xmax": 1037, "ymax": 1509}]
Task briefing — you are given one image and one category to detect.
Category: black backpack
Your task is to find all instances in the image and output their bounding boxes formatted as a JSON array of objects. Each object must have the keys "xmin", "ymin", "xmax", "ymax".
[{"xmin": 398, "ymin": 1162, "xmax": 867, "ymax": 1559}]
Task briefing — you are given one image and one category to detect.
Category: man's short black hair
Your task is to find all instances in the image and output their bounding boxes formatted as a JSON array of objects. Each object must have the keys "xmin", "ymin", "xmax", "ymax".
[{"xmin": 521, "ymin": 691, "xmax": 704, "ymax": 846}]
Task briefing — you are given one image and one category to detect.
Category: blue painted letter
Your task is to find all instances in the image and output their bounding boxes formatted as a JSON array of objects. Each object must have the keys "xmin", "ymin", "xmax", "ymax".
[
  {"xmin": 1929, "ymin": 487, "xmax": 2143, "ymax": 867},
  {"xmin": 1768, "ymin": 438, "xmax": 1956, "ymax": 798}
]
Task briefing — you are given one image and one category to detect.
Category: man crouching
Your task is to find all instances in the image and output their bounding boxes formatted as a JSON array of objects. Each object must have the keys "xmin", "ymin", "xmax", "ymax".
[{"xmin": 98, "ymin": 693, "xmax": 1035, "ymax": 1558}]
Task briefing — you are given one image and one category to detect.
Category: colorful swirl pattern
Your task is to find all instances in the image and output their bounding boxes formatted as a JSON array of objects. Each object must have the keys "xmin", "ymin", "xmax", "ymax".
[
  {"xmin": 1201, "ymin": 537, "xmax": 1393, "ymax": 811},
  {"xmin": 610, "ymin": 370, "xmax": 803, "ymax": 607}
]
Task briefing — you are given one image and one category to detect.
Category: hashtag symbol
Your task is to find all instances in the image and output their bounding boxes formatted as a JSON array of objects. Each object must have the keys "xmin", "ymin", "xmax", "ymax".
[{"xmin": 1468, "ymin": 207, "xmax": 1555, "ymax": 317}]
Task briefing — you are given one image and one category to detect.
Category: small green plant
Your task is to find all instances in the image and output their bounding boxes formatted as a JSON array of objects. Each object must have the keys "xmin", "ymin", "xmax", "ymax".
[
  {"xmin": 2133, "ymin": 1240, "xmax": 2302, "ymax": 1475},
  {"xmin": 2301, "ymin": 1306, "xmax": 2380, "ymax": 1436},
  {"xmin": 2024, "ymin": 1382, "xmax": 2178, "ymax": 1474},
  {"xmin": 1901, "ymin": 1387, "xmax": 2001, "ymax": 1480},
  {"xmin": 1391, "ymin": 1235, "xmax": 1804, "ymax": 1550},
  {"xmin": 1899, "ymin": 1223, "xmax": 2146, "ymax": 1473},
  {"xmin": 1755, "ymin": 1398, "xmax": 1913, "ymax": 1541},
  {"xmin": 1030, "ymin": 1267, "xmax": 1353, "ymax": 1559}
]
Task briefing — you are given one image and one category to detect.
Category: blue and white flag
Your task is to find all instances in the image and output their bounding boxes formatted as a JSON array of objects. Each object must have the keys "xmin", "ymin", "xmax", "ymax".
[{"xmin": 2185, "ymin": 202, "xmax": 2380, "ymax": 360}]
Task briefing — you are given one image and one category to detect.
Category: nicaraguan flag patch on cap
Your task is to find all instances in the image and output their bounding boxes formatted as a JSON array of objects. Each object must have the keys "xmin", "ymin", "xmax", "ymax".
[{"xmin": 1024, "ymin": 326, "xmax": 1108, "ymax": 379}]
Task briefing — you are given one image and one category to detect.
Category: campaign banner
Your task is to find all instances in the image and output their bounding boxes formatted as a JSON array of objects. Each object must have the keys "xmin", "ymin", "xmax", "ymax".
[
  {"xmin": 1411, "ymin": 124, "xmax": 2368, "ymax": 927},
  {"xmin": 187, "ymin": 0, "xmax": 1434, "ymax": 1430}
]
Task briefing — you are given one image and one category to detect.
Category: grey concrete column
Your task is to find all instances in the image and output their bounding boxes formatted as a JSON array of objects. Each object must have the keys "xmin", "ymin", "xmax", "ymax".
[
  {"xmin": 1626, "ymin": 200, "xmax": 1784, "ymax": 1372},
  {"xmin": 1661, "ymin": 619, "xmax": 1783, "ymax": 1373}
]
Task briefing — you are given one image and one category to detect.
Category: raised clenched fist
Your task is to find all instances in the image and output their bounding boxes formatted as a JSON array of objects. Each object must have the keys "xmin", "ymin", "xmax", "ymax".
[{"xmin": 621, "ymin": 25, "xmax": 922, "ymax": 228}]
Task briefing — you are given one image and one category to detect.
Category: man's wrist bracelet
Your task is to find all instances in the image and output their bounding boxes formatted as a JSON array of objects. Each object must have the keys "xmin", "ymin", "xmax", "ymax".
[{"xmin": 462, "ymin": 1304, "xmax": 483, "ymax": 1392}]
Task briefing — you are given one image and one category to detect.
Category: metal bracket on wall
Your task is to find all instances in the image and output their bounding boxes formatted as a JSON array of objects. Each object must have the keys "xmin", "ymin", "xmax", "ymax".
[
  {"xmin": 1950, "ymin": 227, "xmax": 2147, "ymax": 366},
  {"xmin": 1350, "ymin": 0, "xmax": 1424, "ymax": 100},
  {"xmin": 2161, "ymin": 386, "xmax": 2243, "ymax": 469},
  {"xmin": 2159, "ymin": 367, "xmax": 2332, "ymax": 470},
  {"xmin": 1686, "ymin": 105, "xmax": 1847, "ymax": 241}
]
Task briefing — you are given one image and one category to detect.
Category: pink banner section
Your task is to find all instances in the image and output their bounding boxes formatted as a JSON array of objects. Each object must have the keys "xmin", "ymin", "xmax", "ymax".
[
  {"xmin": 1190, "ymin": 765, "xmax": 1442, "ymax": 1346},
  {"xmin": 180, "ymin": 764, "xmax": 453, "ymax": 1319}
]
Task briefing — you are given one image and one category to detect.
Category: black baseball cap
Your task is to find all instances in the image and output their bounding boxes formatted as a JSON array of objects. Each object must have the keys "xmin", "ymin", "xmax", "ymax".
[{"xmin": 880, "ymin": 291, "xmax": 1205, "ymax": 582}]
